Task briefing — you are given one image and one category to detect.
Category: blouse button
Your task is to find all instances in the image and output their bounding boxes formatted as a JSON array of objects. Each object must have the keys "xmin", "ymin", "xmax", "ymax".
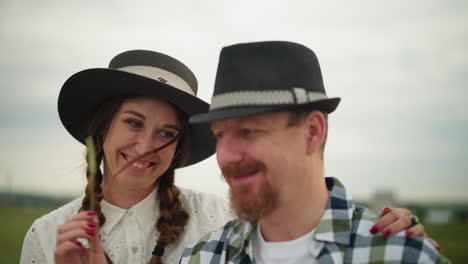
[
  {"xmin": 127, "ymin": 209, "xmax": 133, "ymax": 215},
  {"xmin": 245, "ymin": 247, "xmax": 251, "ymax": 256},
  {"xmin": 132, "ymin": 247, "xmax": 139, "ymax": 254}
]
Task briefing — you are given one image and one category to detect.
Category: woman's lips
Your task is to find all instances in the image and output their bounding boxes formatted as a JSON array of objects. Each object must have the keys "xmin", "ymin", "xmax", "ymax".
[{"xmin": 121, "ymin": 153, "xmax": 155, "ymax": 169}]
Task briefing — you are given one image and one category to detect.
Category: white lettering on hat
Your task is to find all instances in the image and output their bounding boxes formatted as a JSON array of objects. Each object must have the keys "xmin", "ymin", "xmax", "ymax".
[{"xmin": 118, "ymin": 66, "xmax": 194, "ymax": 95}]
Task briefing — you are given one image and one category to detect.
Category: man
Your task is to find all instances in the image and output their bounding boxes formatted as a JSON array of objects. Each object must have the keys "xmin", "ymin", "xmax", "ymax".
[{"xmin": 182, "ymin": 41, "xmax": 449, "ymax": 263}]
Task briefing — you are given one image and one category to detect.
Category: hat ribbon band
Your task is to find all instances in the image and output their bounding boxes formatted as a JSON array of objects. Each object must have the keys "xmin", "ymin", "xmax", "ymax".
[
  {"xmin": 118, "ymin": 66, "xmax": 195, "ymax": 96},
  {"xmin": 210, "ymin": 87, "xmax": 328, "ymax": 110}
]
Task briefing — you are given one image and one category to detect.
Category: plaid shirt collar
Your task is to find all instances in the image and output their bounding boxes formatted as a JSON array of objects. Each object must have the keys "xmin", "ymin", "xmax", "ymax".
[{"xmin": 234, "ymin": 177, "xmax": 355, "ymax": 257}]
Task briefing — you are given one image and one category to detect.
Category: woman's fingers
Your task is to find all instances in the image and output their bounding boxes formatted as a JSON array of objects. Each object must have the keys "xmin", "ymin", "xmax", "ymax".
[
  {"xmin": 405, "ymin": 223, "xmax": 424, "ymax": 238},
  {"xmin": 405, "ymin": 225, "xmax": 440, "ymax": 251},
  {"xmin": 369, "ymin": 206, "xmax": 440, "ymax": 251},
  {"xmin": 54, "ymin": 240, "xmax": 88, "ymax": 263},
  {"xmin": 54, "ymin": 210, "xmax": 107, "ymax": 264},
  {"xmin": 370, "ymin": 207, "xmax": 415, "ymax": 236},
  {"xmin": 57, "ymin": 211, "xmax": 99, "ymax": 244}
]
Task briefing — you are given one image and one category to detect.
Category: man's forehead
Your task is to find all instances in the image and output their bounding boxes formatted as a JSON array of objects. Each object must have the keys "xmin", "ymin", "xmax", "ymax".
[{"xmin": 210, "ymin": 111, "xmax": 289, "ymax": 129}]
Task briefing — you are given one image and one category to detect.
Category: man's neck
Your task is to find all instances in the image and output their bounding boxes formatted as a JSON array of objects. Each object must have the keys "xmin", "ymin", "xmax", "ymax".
[{"xmin": 258, "ymin": 167, "xmax": 328, "ymax": 242}]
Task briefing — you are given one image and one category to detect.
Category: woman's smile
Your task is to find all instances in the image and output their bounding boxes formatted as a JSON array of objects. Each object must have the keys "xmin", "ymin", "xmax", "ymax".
[{"xmin": 121, "ymin": 152, "xmax": 156, "ymax": 169}]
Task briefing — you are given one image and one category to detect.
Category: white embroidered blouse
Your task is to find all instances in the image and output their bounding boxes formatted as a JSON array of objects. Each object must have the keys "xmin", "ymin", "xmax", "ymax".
[{"xmin": 20, "ymin": 187, "xmax": 233, "ymax": 264}]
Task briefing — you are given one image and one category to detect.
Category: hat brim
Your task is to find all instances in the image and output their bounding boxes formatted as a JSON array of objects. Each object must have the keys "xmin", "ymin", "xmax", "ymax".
[
  {"xmin": 58, "ymin": 68, "xmax": 215, "ymax": 167},
  {"xmin": 190, "ymin": 98, "xmax": 341, "ymax": 124}
]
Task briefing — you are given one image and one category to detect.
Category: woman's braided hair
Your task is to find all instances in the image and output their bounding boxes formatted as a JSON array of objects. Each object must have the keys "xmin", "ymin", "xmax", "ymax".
[{"xmin": 80, "ymin": 96, "xmax": 190, "ymax": 264}]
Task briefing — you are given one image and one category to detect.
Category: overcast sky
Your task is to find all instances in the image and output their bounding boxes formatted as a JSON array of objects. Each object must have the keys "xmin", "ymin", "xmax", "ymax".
[{"xmin": 1, "ymin": 0, "xmax": 467, "ymax": 202}]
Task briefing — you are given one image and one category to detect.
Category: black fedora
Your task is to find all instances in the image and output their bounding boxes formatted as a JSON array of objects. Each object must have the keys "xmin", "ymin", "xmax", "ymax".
[
  {"xmin": 58, "ymin": 50, "xmax": 215, "ymax": 167},
  {"xmin": 190, "ymin": 41, "xmax": 340, "ymax": 124}
]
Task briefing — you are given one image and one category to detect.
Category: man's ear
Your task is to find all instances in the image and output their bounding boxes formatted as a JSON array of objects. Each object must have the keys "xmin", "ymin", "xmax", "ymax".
[{"xmin": 304, "ymin": 111, "xmax": 326, "ymax": 155}]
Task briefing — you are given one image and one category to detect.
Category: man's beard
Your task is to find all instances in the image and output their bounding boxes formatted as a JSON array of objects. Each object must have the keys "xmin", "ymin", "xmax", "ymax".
[{"xmin": 222, "ymin": 161, "xmax": 279, "ymax": 223}]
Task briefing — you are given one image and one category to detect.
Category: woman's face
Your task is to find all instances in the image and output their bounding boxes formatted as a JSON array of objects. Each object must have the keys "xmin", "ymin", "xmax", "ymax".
[{"xmin": 102, "ymin": 96, "xmax": 181, "ymax": 192}]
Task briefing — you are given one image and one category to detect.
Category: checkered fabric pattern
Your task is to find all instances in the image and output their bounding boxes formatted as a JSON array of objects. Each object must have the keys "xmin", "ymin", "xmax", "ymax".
[{"xmin": 180, "ymin": 177, "xmax": 450, "ymax": 264}]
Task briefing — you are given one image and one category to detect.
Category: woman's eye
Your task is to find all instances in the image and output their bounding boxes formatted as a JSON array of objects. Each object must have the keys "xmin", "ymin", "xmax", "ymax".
[
  {"xmin": 125, "ymin": 119, "xmax": 143, "ymax": 128},
  {"xmin": 159, "ymin": 130, "xmax": 177, "ymax": 140}
]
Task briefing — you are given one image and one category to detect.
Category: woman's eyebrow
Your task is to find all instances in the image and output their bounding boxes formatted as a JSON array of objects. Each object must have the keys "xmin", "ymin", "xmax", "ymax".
[
  {"xmin": 163, "ymin": 124, "xmax": 180, "ymax": 130},
  {"xmin": 123, "ymin": 110, "xmax": 146, "ymax": 120},
  {"xmin": 124, "ymin": 110, "xmax": 181, "ymax": 130}
]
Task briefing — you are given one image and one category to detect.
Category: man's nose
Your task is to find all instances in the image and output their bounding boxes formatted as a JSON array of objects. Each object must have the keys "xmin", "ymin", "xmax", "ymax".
[{"xmin": 216, "ymin": 133, "xmax": 244, "ymax": 169}]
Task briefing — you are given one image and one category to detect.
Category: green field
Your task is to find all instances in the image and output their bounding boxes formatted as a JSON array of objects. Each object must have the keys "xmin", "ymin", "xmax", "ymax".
[
  {"xmin": 1, "ymin": 206, "xmax": 53, "ymax": 264},
  {"xmin": 1, "ymin": 206, "xmax": 467, "ymax": 263},
  {"xmin": 425, "ymin": 222, "xmax": 468, "ymax": 263}
]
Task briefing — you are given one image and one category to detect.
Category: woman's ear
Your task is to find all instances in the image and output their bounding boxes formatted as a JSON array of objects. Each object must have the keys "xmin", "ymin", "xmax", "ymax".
[{"xmin": 305, "ymin": 111, "xmax": 326, "ymax": 155}]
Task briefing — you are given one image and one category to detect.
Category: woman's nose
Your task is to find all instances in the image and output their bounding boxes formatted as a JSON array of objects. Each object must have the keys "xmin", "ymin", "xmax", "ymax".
[{"xmin": 134, "ymin": 132, "xmax": 156, "ymax": 155}]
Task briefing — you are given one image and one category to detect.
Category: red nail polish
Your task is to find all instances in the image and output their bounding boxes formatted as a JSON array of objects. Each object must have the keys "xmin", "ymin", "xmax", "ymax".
[
  {"xmin": 405, "ymin": 230, "xmax": 414, "ymax": 238},
  {"xmin": 435, "ymin": 245, "xmax": 440, "ymax": 251},
  {"xmin": 86, "ymin": 230, "xmax": 95, "ymax": 236},
  {"xmin": 74, "ymin": 241, "xmax": 83, "ymax": 247},
  {"xmin": 370, "ymin": 225, "xmax": 379, "ymax": 234},
  {"xmin": 381, "ymin": 207, "xmax": 392, "ymax": 216},
  {"xmin": 383, "ymin": 229, "xmax": 391, "ymax": 237},
  {"xmin": 87, "ymin": 211, "xmax": 97, "ymax": 216},
  {"xmin": 88, "ymin": 221, "xmax": 97, "ymax": 228}
]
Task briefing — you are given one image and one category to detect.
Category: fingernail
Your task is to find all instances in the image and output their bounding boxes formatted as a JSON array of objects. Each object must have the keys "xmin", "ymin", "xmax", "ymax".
[
  {"xmin": 74, "ymin": 241, "xmax": 83, "ymax": 247},
  {"xmin": 86, "ymin": 230, "xmax": 95, "ymax": 236},
  {"xmin": 381, "ymin": 207, "xmax": 392, "ymax": 216},
  {"xmin": 88, "ymin": 221, "xmax": 97, "ymax": 228},
  {"xmin": 405, "ymin": 230, "xmax": 414, "ymax": 238},
  {"xmin": 87, "ymin": 211, "xmax": 97, "ymax": 216},
  {"xmin": 370, "ymin": 225, "xmax": 379, "ymax": 234},
  {"xmin": 435, "ymin": 245, "xmax": 440, "ymax": 251},
  {"xmin": 383, "ymin": 229, "xmax": 391, "ymax": 237}
]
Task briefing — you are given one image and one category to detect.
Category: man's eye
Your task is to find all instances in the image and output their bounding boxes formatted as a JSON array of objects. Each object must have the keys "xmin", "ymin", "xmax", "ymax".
[
  {"xmin": 125, "ymin": 119, "xmax": 143, "ymax": 128},
  {"xmin": 212, "ymin": 131, "xmax": 223, "ymax": 140},
  {"xmin": 241, "ymin": 129, "xmax": 256, "ymax": 136}
]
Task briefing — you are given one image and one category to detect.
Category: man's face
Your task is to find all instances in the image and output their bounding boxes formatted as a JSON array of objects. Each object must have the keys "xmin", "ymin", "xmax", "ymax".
[{"xmin": 211, "ymin": 111, "xmax": 309, "ymax": 222}]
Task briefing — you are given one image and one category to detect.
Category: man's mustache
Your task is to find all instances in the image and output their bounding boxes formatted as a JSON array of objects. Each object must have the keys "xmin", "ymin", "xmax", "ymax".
[{"xmin": 221, "ymin": 161, "xmax": 266, "ymax": 179}]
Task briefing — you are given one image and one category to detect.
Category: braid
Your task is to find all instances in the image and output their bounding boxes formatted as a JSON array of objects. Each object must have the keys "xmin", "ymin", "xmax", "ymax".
[
  {"xmin": 149, "ymin": 169, "xmax": 189, "ymax": 264},
  {"xmin": 80, "ymin": 97, "xmax": 125, "ymax": 225},
  {"xmin": 79, "ymin": 137, "xmax": 114, "ymax": 261},
  {"xmin": 149, "ymin": 113, "xmax": 190, "ymax": 264},
  {"xmin": 79, "ymin": 97, "xmax": 125, "ymax": 263},
  {"xmin": 80, "ymin": 148, "xmax": 106, "ymax": 226},
  {"xmin": 81, "ymin": 139, "xmax": 116, "ymax": 263}
]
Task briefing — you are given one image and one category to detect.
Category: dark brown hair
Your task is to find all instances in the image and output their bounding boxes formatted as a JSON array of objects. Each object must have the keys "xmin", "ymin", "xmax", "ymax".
[{"xmin": 81, "ymin": 96, "xmax": 190, "ymax": 264}]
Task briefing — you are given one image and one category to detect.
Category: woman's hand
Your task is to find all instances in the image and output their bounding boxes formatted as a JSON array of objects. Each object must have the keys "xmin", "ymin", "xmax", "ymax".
[
  {"xmin": 370, "ymin": 206, "xmax": 440, "ymax": 251},
  {"xmin": 55, "ymin": 211, "xmax": 108, "ymax": 264}
]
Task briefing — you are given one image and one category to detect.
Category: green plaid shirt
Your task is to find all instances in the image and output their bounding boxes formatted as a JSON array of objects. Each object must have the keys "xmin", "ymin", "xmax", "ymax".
[{"xmin": 181, "ymin": 177, "xmax": 450, "ymax": 264}]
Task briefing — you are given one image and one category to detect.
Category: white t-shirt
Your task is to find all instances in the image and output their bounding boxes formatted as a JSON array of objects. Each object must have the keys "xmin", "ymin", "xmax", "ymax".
[
  {"xmin": 252, "ymin": 223, "xmax": 324, "ymax": 264},
  {"xmin": 20, "ymin": 187, "xmax": 233, "ymax": 264}
]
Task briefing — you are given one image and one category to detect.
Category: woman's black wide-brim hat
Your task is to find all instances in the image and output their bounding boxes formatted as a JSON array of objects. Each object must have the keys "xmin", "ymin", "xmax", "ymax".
[
  {"xmin": 190, "ymin": 41, "xmax": 341, "ymax": 124},
  {"xmin": 58, "ymin": 50, "xmax": 215, "ymax": 167}
]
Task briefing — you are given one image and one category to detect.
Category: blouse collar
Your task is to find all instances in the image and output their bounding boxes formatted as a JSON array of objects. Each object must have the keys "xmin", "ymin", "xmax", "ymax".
[{"xmin": 100, "ymin": 188, "xmax": 159, "ymax": 235}]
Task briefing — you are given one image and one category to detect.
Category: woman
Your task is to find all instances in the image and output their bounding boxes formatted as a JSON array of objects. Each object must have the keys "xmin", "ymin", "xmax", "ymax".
[{"xmin": 20, "ymin": 50, "xmax": 430, "ymax": 264}]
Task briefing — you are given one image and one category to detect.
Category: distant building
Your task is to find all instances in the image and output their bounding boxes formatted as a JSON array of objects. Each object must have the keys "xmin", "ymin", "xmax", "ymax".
[
  {"xmin": 368, "ymin": 189, "xmax": 399, "ymax": 213},
  {"xmin": 426, "ymin": 209, "xmax": 453, "ymax": 224}
]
